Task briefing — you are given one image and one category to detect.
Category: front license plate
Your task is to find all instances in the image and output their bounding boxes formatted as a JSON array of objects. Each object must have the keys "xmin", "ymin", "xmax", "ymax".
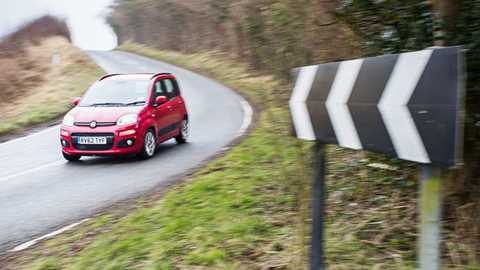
[{"xmin": 77, "ymin": 137, "xmax": 107, "ymax": 145}]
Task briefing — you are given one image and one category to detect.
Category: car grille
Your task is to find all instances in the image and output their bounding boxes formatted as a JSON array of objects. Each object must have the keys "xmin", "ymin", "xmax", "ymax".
[
  {"xmin": 71, "ymin": 132, "xmax": 115, "ymax": 151},
  {"xmin": 74, "ymin": 122, "xmax": 116, "ymax": 127}
]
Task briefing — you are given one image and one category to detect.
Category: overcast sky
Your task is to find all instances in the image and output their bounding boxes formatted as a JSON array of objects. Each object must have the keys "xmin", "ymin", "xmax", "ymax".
[{"xmin": 1, "ymin": 0, "xmax": 118, "ymax": 50}]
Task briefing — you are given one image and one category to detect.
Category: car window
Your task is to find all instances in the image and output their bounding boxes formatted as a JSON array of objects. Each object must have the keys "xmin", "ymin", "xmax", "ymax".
[
  {"xmin": 162, "ymin": 79, "xmax": 177, "ymax": 98},
  {"xmin": 79, "ymin": 79, "xmax": 150, "ymax": 107},
  {"xmin": 154, "ymin": 80, "xmax": 164, "ymax": 97}
]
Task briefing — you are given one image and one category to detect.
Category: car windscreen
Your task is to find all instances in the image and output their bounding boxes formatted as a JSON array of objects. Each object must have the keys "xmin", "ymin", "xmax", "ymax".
[{"xmin": 79, "ymin": 80, "xmax": 151, "ymax": 107}]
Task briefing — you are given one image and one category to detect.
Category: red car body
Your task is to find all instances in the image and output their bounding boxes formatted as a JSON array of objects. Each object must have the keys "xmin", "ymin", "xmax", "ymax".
[{"xmin": 60, "ymin": 73, "xmax": 188, "ymax": 161}]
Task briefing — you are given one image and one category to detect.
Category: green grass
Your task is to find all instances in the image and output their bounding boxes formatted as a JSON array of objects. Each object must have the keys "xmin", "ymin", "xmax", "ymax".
[{"xmin": 11, "ymin": 43, "xmax": 477, "ymax": 270}]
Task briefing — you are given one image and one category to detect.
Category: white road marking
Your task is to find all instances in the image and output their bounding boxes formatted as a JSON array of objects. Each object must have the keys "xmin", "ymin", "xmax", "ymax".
[
  {"xmin": 379, "ymin": 50, "xmax": 432, "ymax": 163},
  {"xmin": 289, "ymin": 65, "xmax": 318, "ymax": 140},
  {"xmin": 9, "ymin": 219, "xmax": 90, "ymax": 252},
  {"xmin": 237, "ymin": 100, "xmax": 253, "ymax": 137},
  {"xmin": 326, "ymin": 59, "xmax": 363, "ymax": 150},
  {"xmin": 0, "ymin": 160, "xmax": 64, "ymax": 183}
]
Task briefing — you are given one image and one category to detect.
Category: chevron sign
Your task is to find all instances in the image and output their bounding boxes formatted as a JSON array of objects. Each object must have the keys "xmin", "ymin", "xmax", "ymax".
[{"xmin": 290, "ymin": 46, "xmax": 464, "ymax": 167}]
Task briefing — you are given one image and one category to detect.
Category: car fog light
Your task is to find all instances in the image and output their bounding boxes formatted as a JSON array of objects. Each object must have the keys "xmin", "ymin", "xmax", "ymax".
[
  {"xmin": 119, "ymin": 129, "xmax": 136, "ymax": 136},
  {"xmin": 61, "ymin": 139, "xmax": 68, "ymax": 147},
  {"xmin": 126, "ymin": 139, "xmax": 134, "ymax": 146}
]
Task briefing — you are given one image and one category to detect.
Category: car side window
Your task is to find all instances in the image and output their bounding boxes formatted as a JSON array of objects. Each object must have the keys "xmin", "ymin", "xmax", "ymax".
[
  {"xmin": 162, "ymin": 79, "xmax": 178, "ymax": 99},
  {"xmin": 154, "ymin": 80, "xmax": 164, "ymax": 98}
]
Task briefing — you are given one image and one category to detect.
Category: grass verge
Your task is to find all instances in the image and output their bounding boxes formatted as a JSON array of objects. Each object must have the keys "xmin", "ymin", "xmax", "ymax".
[
  {"xmin": 0, "ymin": 37, "xmax": 103, "ymax": 136},
  {"xmin": 6, "ymin": 43, "xmax": 477, "ymax": 270}
]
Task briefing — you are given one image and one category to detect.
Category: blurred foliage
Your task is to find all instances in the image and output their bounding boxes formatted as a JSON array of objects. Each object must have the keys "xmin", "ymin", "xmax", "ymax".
[
  {"xmin": 339, "ymin": 0, "xmax": 480, "ymax": 157},
  {"xmin": 452, "ymin": 0, "xmax": 480, "ymax": 165},
  {"xmin": 108, "ymin": 0, "xmax": 363, "ymax": 79},
  {"xmin": 209, "ymin": 0, "xmax": 231, "ymax": 24},
  {"xmin": 338, "ymin": 0, "xmax": 435, "ymax": 54}
]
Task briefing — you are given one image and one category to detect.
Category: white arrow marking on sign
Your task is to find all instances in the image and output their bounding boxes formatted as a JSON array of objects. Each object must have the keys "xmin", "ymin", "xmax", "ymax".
[
  {"xmin": 290, "ymin": 65, "xmax": 318, "ymax": 140},
  {"xmin": 378, "ymin": 50, "xmax": 433, "ymax": 163},
  {"xmin": 326, "ymin": 59, "xmax": 363, "ymax": 149}
]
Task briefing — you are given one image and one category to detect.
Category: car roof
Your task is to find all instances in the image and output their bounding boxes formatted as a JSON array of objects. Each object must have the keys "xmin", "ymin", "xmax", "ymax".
[{"xmin": 100, "ymin": 73, "xmax": 172, "ymax": 81}]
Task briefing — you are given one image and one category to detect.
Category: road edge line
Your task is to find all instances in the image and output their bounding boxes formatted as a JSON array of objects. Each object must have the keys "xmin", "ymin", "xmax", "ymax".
[
  {"xmin": 237, "ymin": 100, "xmax": 253, "ymax": 138},
  {"xmin": 9, "ymin": 219, "xmax": 90, "ymax": 253}
]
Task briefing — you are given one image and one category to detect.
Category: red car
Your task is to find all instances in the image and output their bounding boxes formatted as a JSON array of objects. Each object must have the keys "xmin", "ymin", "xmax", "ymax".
[{"xmin": 60, "ymin": 73, "xmax": 189, "ymax": 161}]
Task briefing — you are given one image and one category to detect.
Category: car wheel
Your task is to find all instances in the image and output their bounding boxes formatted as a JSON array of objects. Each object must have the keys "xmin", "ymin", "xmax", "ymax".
[
  {"xmin": 63, "ymin": 152, "xmax": 81, "ymax": 162},
  {"xmin": 139, "ymin": 129, "xmax": 156, "ymax": 159},
  {"xmin": 175, "ymin": 119, "xmax": 189, "ymax": 144}
]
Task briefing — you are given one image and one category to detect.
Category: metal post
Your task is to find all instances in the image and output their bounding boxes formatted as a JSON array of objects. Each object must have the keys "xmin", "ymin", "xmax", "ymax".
[
  {"xmin": 311, "ymin": 143, "xmax": 326, "ymax": 270},
  {"xmin": 418, "ymin": 165, "xmax": 442, "ymax": 270}
]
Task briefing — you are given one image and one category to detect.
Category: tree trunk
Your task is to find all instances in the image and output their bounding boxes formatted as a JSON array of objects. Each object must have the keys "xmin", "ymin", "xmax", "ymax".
[{"xmin": 430, "ymin": 0, "xmax": 462, "ymax": 42}]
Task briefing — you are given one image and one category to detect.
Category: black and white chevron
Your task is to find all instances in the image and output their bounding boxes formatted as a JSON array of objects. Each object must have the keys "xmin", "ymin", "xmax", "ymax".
[{"xmin": 290, "ymin": 46, "xmax": 464, "ymax": 167}]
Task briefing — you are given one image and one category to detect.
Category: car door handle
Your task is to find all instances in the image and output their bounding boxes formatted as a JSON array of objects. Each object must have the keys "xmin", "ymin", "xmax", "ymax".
[{"xmin": 167, "ymin": 106, "xmax": 173, "ymax": 111}]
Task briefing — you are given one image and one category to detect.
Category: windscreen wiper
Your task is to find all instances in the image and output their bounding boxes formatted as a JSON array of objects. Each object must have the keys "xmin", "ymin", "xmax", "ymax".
[
  {"xmin": 124, "ymin": 101, "xmax": 146, "ymax": 106},
  {"xmin": 88, "ymin": 102, "xmax": 125, "ymax": 107}
]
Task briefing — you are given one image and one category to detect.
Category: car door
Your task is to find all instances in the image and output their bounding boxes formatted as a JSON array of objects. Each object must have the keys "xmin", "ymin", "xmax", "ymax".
[
  {"xmin": 162, "ymin": 78, "xmax": 184, "ymax": 128},
  {"xmin": 152, "ymin": 79, "xmax": 171, "ymax": 139}
]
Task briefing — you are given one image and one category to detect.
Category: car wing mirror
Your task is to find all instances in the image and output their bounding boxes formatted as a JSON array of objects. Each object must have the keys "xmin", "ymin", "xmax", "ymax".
[
  {"xmin": 154, "ymin": 96, "xmax": 167, "ymax": 106},
  {"xmin": 72, "ymin": 97, "xmax": 81, "ymax": 106}
]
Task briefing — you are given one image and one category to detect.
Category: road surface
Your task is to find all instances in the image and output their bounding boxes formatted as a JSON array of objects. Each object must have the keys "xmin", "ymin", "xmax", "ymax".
[{"xmin": 0, "ymin": 51, "xmax": 249, "ymax": 252}]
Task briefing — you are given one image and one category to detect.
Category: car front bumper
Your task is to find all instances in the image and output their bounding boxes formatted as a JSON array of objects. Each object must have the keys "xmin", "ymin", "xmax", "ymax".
[{"xmin": 60, "ymin": 124, "xmax": 143, "ymax": 156}]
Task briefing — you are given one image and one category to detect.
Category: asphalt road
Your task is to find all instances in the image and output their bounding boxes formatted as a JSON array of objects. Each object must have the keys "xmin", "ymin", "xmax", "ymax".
[{"xmin": 0, "ymin": 51, "xmax": 249, "ymax": 252}]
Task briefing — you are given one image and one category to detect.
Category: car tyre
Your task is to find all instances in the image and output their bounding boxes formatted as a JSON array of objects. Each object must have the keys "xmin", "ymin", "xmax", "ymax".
[
  {"xmin": 175, "ymin": 119, "xmax": 189, "ymax": 144},
  {"xmin": 63, "ymin": 152, "xmax": 81, "ymax": 162},
  {"xmin": 139, "ymin": 129, "xmax": 156, "ymax": 159}
]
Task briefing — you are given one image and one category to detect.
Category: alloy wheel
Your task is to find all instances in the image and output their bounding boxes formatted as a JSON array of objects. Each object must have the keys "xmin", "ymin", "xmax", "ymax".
[{"xmin": 144, "ymin": 131, "xmax": 156, "ymax": 156}]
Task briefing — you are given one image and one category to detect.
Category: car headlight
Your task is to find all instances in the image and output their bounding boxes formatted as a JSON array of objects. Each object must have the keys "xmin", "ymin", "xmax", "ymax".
[
  {"xmin": 62, "ymin": 114, "xmax": 75, "ymax": 126},
  {"xmin": 117, "ymin": 114, "xmax": 138, "ymax": 126}
]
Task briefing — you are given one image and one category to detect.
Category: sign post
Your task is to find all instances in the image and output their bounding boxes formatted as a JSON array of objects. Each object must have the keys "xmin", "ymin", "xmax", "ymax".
[
  {"xmin": 289, "ymin": 47, "xmax": 464, "ymax": 270},
  {"xmin": 419, "ymin": 166, "xmax": 442, "ymax": 270},
  {"xmin": 310, "ymin": 143, "xmax": 326, "ymax": 270}
]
